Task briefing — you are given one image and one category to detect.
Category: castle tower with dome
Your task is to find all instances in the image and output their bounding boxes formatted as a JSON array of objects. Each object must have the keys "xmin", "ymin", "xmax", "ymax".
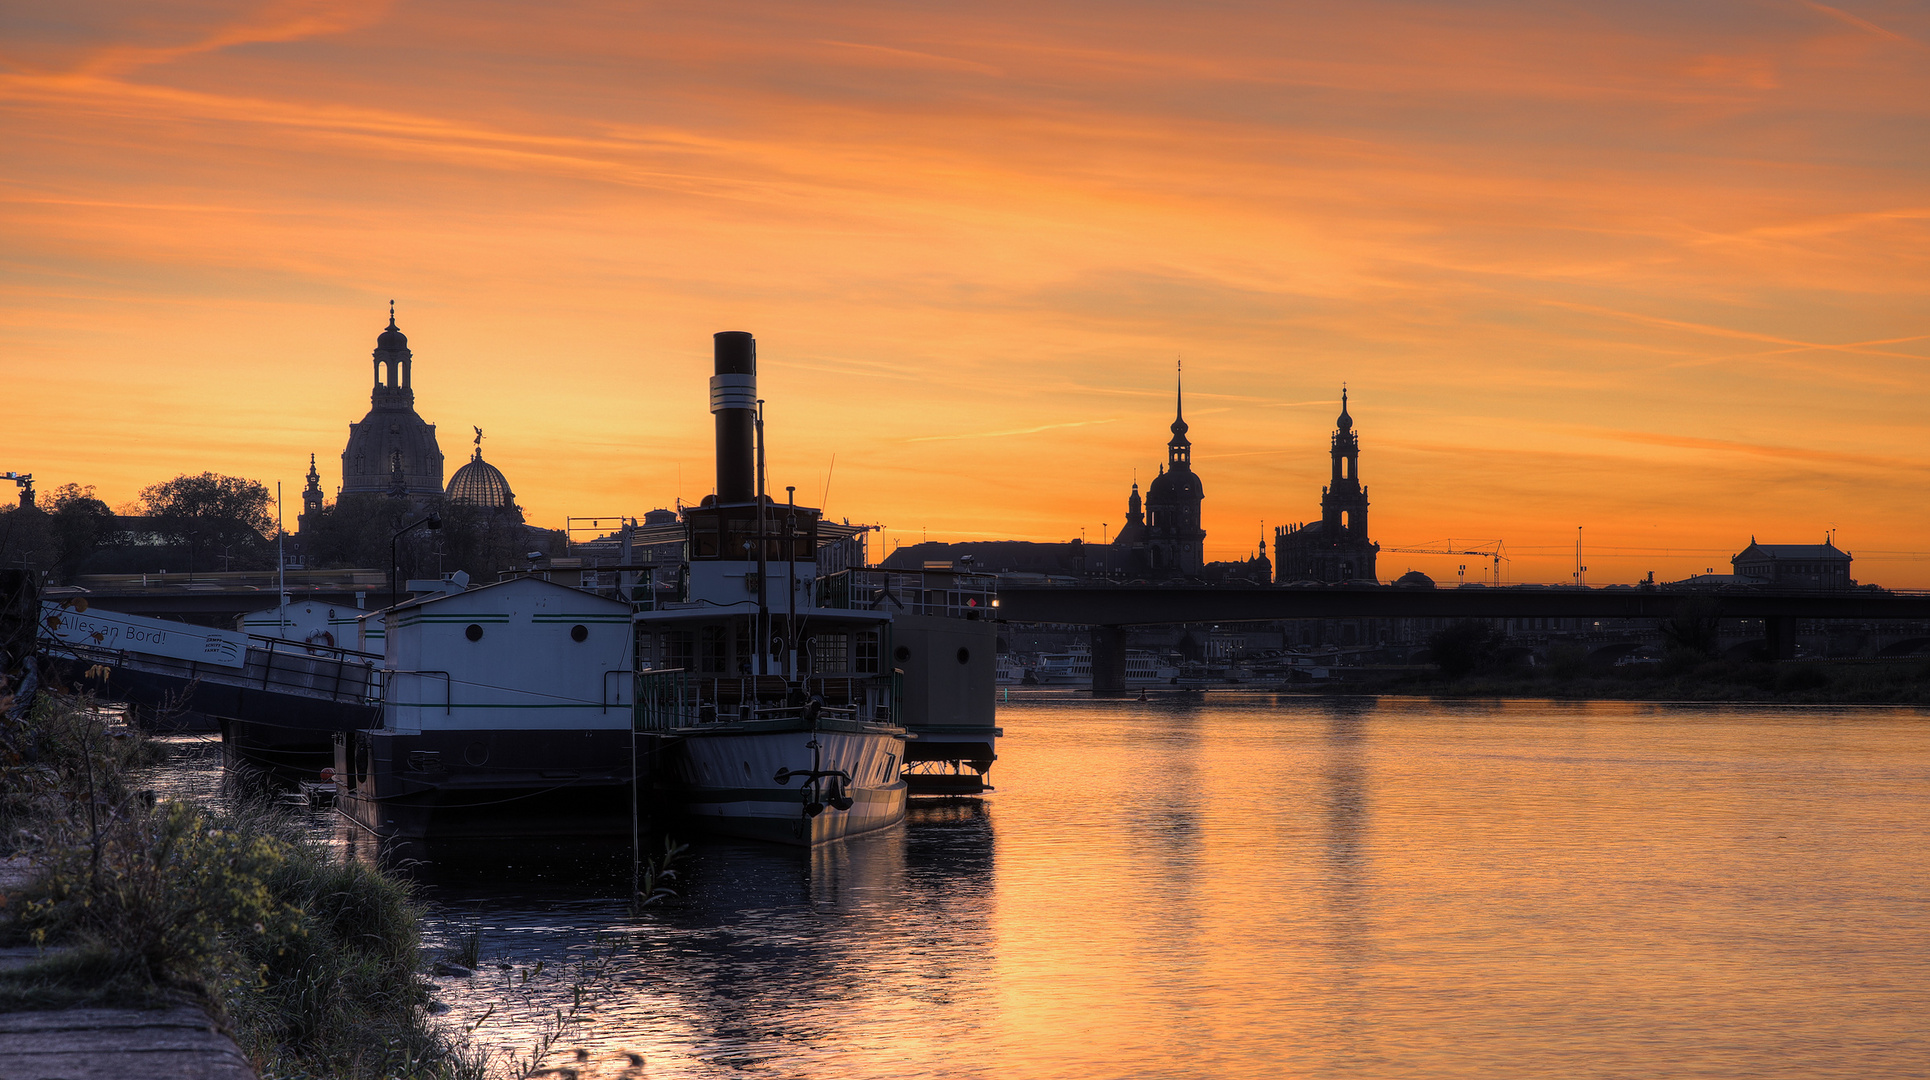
[
  {"xmin": 340, "ymin": 303, "xmax": 445, "ymax": 501},
  {"xmin": 1109, "ymin": 364, "xmax": 1206, "ymax": 579}
]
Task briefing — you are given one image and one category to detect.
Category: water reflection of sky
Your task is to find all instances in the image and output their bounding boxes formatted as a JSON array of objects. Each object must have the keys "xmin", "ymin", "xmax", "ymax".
[{"xmin": 157, "ymin": 696, "xmax": 1930, "ymax": 1078}]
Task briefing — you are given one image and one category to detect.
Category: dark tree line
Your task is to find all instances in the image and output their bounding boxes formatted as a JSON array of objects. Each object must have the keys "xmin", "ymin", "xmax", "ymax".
[
  {"xmin": 0, "ymin": 473, "xmax": 277, "ymax": 579},
  {"xmin": 1, "ymin": 472, "xmax": 561, "ymax": 586}
]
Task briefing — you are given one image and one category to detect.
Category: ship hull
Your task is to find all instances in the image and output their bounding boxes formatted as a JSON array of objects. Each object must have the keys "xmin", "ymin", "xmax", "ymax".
[
  {"xmin": 332, "ymin": 728, "xmax": 647, "ymax": 840},
  {"xmin": 661, "ymin": 721, "xmax": 908, "ymax": 846}
]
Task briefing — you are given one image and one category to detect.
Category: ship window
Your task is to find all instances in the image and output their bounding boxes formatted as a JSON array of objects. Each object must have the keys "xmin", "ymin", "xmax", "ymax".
[
  {"xmin": 855, "ymin": 631, "xmax": 881, "ymax": 674},
  {"xmin": 692, "ymin": 521, "xmax": 720, "ymax": 559},
  {"xmin": 664, "ymin": 631, "xmax": 694, "ymax": 671},
  {"xmin": 894, "ymin": 645, "xmax": 911, "ymax": 662},
  {"xmin": 465, "ymin": 624, "xmax": 483, "ymax": 642},
  {"xmin": 570, "ymin": 624, "xmax": 589, "ymax": 642},
  {"xmin": 813, "ymin": 633, "xmax": 849, "ymax": 674},
  {"xmin": 957, "ymin": 647, "xmax": 971, "ymax": 665}
]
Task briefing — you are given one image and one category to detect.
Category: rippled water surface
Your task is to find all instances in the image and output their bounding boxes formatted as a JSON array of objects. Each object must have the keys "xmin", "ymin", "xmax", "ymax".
[{"xmin": 167, "ymin": 696, "xmax": 1930, "ymax": 1078}]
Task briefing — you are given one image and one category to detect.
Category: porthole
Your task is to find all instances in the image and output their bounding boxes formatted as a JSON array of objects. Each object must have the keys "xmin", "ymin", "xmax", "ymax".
[
  {"xmin": 465, "ymin": 624, "xmax": 484, "ymax": 642},
  {"xmin": 894, "ymin": 645, "xmax": 911, "ymax": 662},
  {"xmin": 956, "ymin": 647, "xmax": 971, "ymax": 665},
  {"xmin": 570, "ymin": 624, "xmax": 589, "ymax": 642}
]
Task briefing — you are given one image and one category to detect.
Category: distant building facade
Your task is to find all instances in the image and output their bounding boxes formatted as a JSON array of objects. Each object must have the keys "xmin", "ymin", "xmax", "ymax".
[
  {"xmin": 1111, "ymin": 369, "xmax": 1206, "ymax": 579},
  {"xmin": 340, "ymin": 307, "xmax": 445, "ymax": 501},
  {"xmin": 1274, "ymin": 388, "xmax": 1379, "ymax": 584},
  {"xmin": 1731, "ymin": 539, "xmax": 1854, "ymax": 590}
]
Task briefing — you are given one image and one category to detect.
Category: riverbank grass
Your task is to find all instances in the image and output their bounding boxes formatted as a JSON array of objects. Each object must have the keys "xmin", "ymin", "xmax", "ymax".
[{"xmin": 0, "ymin": 690, "xmax": 483, "ymax": 1079}]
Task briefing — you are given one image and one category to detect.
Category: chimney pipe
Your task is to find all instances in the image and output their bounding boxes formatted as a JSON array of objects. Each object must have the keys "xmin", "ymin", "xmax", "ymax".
[{"xmin": 712, "ymin": 331, "xmax": 757, "ymax": 504}]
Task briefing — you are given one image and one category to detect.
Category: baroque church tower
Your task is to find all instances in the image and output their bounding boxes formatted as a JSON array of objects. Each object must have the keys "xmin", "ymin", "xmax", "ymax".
[
  {"xmin": 340, "ymin": 303, "xmax": 445, "ymax": 500},
  {"xmin": 1274, "ymin": 387, "xmax": 1379, "ymax": 583}
]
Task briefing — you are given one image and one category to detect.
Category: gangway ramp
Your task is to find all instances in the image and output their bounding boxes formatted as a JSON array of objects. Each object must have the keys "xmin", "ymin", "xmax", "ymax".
[{"xmin": 38, "ymin": 601, "xmax": 380, "ymax": 763}]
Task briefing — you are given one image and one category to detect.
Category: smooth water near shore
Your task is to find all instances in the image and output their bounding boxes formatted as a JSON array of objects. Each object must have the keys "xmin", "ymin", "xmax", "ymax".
[{"xmin": 168, "ymin": 697, "xmax": 1930, "ymax": 1078}]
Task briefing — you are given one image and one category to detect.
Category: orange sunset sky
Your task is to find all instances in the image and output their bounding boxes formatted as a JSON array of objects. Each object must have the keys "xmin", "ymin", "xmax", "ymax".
[{"xmin": 3, "ymin": 0, "xmax": 1927, "ymax": 586}]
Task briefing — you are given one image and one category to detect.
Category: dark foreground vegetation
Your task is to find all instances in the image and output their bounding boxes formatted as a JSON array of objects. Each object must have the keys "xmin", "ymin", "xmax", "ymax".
[
  {"xmin": 1363, "ymin": 618, "xmax": 1930, "ymax": 704},
  {"xmin": 0, "ymin": 688, "xmax": 483, "ymax": 1080}
]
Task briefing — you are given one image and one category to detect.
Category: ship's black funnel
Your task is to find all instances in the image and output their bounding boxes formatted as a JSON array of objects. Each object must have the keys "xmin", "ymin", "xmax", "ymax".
[{"xmin": 712, "ymin": 331, "xmax": 757, "ymax": 504}]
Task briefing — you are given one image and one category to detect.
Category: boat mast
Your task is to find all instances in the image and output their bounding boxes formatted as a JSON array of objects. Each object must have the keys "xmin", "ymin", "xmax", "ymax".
[
  {"xmin": 755, "ymin": 398, "xmax": 769, "ymax": 677},
  {"xmin": 785, "ymin": 485, "xmax": 798, "ymax": 681}
]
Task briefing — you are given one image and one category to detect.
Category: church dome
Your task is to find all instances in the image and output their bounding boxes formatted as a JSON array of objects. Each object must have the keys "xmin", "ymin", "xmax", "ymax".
[
  {"xmin": 446, "ymin": 453, "xmax": 514, "ymax": 509},
  {"xmin": 1146, "ymin": 465, "xmax": 1203, "ymax": 502}
]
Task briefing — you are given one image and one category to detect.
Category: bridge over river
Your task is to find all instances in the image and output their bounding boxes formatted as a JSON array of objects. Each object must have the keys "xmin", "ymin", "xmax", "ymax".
[{"xmin": 994, "ymin": 584, "xmax": 1930, "ymax": 691}]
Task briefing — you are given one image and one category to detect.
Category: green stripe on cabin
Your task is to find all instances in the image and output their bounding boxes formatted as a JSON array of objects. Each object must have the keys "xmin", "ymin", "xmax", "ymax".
[{"xmin": 386, "ymin": 702, "xmax": 616, "ymax": 709}]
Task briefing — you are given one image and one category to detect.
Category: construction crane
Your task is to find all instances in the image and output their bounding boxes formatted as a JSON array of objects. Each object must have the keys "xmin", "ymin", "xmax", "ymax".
[
  {"xmin": 2, "ymin": 472, "xmax": 31, "ymax": 510},
  {"xmin": 1382, "ymin": 538, "xmax": 1508, "ymax": 586}
]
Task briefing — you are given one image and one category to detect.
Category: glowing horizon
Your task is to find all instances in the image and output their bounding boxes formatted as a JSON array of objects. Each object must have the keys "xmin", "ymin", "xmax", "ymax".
[{"xmin": 3, "ymin": 0, "xmax": 1926, "ymax": 585}]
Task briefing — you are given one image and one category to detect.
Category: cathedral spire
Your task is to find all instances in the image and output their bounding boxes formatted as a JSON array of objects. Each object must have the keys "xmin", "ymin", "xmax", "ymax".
[{"xmin": 1168, "ymin": 358, "xmax": 1191, "ymax": 462}]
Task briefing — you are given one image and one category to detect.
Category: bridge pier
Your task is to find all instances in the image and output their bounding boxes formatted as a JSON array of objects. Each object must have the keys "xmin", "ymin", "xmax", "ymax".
[
  {"xmin": 1090, "ymin": 625, "xmax": 1128, "ymax": 693},
  {"xmin": 1763, "ymin": 616, "xmax": 1797, "ymax": 661}
]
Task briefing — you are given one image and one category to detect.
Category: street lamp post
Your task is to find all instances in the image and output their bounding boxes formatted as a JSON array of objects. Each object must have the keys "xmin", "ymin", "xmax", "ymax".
[{"xmin": 390, "ymin": 513, "xmax": 443, "ymax": 604}]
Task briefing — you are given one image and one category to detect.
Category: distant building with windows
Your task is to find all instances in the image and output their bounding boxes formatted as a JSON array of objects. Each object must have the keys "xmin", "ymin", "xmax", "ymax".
[
  {"xmin": 1732, "ymin": 539, "xmax": 1854, "ymax": 590},
  {"xmin": 1274, "ymin": 388, "xmax": 1379, "ymax": 584}
]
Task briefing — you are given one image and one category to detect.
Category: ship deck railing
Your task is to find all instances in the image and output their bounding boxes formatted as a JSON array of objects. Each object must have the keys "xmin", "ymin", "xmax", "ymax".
[
  {"xmin": 813, "ymin": 569, "xmax": 998, "ymax": 618},
  {"xmin": 633, "ymin": 669, "xmax": 895, "ymax": 732}
]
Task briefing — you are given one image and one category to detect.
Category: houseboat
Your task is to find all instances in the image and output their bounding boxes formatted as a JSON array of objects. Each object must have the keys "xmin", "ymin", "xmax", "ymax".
[{"xmin": 331, "ymin": 575, "xmax": 637, "ymax": 839}]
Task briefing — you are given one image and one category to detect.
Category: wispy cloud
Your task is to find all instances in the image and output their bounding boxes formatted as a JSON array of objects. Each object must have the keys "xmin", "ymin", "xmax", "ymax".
[{"xmin": 907, "ymin": 418, "xmax": 1121, "ymax": 442}]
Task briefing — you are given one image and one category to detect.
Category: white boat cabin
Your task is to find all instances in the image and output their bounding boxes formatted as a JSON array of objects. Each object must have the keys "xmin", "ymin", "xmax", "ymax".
[
  {"xmin": 239, "ymin": 599, "xmax": 368, "ymax": 651},
  {"xmin": 634, "ymin": 497, "xmax": 898, "ymax": 724},
  {"xmin": 381, "ymin": 575, "xmax": 632, "ymax": 733}
]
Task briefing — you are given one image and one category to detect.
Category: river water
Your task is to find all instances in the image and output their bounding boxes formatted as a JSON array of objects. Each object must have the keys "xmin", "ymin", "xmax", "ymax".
[{"xmin": 161, "ymin": 695, "xmax": 1930, "ymax": 1078}]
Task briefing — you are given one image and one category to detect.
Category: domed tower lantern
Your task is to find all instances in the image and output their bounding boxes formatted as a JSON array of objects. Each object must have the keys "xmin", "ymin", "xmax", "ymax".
[{"xmin": 340, "ymin": 302, "xmax": 446, "ymax": 501}]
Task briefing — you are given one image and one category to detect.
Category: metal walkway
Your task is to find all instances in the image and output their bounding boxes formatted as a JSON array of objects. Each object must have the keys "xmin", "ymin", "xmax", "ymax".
[{"xmin": 36, "ymin": 600, "xmax": 381, "ymax": 731}]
